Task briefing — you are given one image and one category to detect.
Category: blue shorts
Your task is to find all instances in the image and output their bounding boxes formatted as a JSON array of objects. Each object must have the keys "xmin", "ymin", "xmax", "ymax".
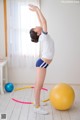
[{"xmin": 36, "ymin": 58, "xmax": 49, "ymax": 68}]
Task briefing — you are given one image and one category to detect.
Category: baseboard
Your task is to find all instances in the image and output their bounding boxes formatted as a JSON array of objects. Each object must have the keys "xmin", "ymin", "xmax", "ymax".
[{"xmin": 12, "ymin": 82, "xmax": 80, "ymax": 86}]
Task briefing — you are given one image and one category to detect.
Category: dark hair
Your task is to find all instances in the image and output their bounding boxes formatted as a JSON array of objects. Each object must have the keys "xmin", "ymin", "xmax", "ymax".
[{"xmin": 29, "ymin": 28, "xmax": 39, "ymax": 43}]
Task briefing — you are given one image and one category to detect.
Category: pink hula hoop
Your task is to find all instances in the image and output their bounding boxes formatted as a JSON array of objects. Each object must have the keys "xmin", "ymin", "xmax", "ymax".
[
  {"xmin": 12, "ymin": 86, "xmax": 48, "ymax": 104},
  {"xmin": 12, "ymin": 98, "xmax": 33, "ymax": 104}
]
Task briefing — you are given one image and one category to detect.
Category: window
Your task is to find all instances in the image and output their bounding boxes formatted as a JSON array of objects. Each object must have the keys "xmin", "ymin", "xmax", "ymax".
[{"xmin": 7, "ymin": 0, "xmax": 40, "ymax": 67}]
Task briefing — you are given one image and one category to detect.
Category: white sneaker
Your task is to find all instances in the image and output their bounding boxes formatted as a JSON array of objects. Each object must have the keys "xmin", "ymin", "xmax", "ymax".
[{"xmin": 33, "ymin": 106, "xmax": 49, "ymax": 115}]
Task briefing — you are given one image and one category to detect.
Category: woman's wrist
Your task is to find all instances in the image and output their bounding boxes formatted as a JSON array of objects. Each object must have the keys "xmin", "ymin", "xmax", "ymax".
[{"xmin": 36, "ymin": 7, "xmax": 40, "ymax": 12}]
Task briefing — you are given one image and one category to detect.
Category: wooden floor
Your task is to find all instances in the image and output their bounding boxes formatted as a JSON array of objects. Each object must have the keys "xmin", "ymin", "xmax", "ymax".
[{"xmin": 0, "ymin": 84, "xmax": 80, "ymax": 120}]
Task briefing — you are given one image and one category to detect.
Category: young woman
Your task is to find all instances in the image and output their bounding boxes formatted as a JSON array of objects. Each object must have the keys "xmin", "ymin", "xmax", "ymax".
[{"xmin": 29, "ymin": 4, "xmax": 54, "ymax": 115}]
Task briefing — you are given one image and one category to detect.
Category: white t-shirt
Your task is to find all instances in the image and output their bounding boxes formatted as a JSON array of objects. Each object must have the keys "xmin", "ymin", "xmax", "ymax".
[{"xmin": 39, "ymin": 32, "xmax": 54, "ymax": 60}]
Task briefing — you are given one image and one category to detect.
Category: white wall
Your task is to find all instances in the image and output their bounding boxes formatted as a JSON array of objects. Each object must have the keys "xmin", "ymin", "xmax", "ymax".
[
  {"xmin": 7, "ymin": 0, "xmax": 80, "ymax": 84},
  {"xmin": 0, "ymin": 0, "xmax": 5, "ymax": 57},
  {"xmin": 41, "ymin": 0, "xmax": 80, "ymax": 84}
]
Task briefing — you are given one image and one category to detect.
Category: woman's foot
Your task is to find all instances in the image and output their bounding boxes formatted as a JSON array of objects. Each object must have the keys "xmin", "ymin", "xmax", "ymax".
[{"xmin": 33, "ymin": 106, "xmax": 49, "ymax": 115}]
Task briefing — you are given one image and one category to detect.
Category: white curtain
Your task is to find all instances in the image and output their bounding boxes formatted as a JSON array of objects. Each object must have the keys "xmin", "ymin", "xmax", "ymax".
[{"xmin": 7, "ymin": 0, "xmax": 40, "ymax": 68}]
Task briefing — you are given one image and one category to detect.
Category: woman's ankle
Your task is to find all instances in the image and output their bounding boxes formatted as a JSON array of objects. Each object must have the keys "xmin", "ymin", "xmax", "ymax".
[{"xmin": 35, "ymin": 105, "xmax": 40, "ymax": 108}]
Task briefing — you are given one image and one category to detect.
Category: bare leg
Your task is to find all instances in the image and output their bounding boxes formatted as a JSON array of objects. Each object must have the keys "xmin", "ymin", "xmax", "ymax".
[{"xmin": 34, "ymin": 67, "xmax": 46, "ymax": 107}]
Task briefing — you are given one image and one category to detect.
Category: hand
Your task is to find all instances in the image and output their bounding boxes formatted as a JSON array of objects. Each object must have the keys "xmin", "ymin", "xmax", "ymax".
[{"xmin": 29, "ymin": 4, "xmax": 38, "ymax": 11}]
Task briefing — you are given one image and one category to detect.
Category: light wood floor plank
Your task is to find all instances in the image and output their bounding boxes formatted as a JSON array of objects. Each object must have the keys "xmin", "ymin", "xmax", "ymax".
[
  {"xmin": 44, "ymin": 85, "xmax": 53, "ymax": 120},
  {"xmin": 60, "ymin": 111, "xmax": 71, "ymax": 120},
  {"xmin": 6, "ymin": 90, "xmax": 25, "ymax": 120},
  {"xmin": 19, "ymin": 89, "xmax": 32, "ymax": 120},
  {"xmin": 68, "ymin": 85, "xmax": 80, "ymax": 120},
  {"xmin": 28, "ymin": 88, "xmax": 37, "ymax": 120},
  {"xmin": 36, "ymin": 90, "xmax": 45, "ymax": 120},
  {"xmin": 45, "ymin": 84, "xmax": 62, "ymax": 120},
  {"xmin": 0, "ymin": 91, "xmax": 14, "ymax": 113}
]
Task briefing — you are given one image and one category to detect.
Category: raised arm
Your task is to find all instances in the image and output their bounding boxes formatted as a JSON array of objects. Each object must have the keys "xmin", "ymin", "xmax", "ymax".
[{"xmin": 29, "ymin": 4, "xmax": 47, "ymax": 33}]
